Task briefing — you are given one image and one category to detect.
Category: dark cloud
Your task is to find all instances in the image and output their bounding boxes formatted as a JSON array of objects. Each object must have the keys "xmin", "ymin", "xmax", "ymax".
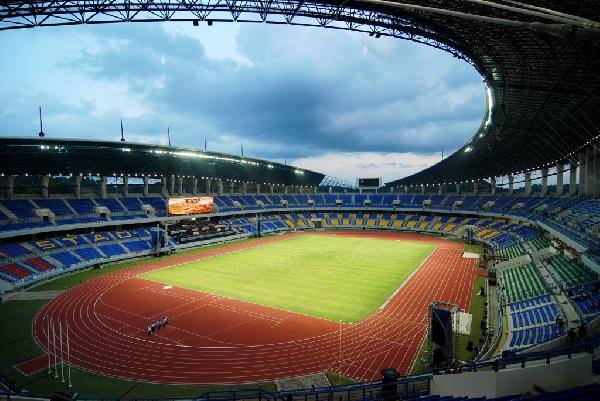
[{"xmin": 0, "ymin": 21, "xmax": 485, "ymax": 171}]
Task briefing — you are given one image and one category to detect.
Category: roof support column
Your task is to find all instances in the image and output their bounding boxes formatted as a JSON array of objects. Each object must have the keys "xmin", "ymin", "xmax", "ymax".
[
  {"xmin": 75, "ymin": 175, "xmax": 82, "ymax": 199},
  {"xmin": 421, "ymin": 185, "xmax": 425, "ymax": 195},
  {"xmin": 161, "ymin": 176, "xmax": 167, "ymax": 196},
  {"xmin": 192, "ymin": 177, "xmax": 198, "ymax": 196},
  {"xmin": 168, "ymin": 175, "xmax": 175, "ymax": 196},
  {"xmin": 229, "ymin": 181, "xmax": 234, "ymax": 195},
  {"xmin": 123, "ymin": 175, "xmax": 129, "ymax": 197},
  {"xmin": 143, "ymin": 175, "xmax": 149, "ymax": 197},
  {"xmin": 524, "ymin": 172, "xmax": 532, "ymax": 195},
  {"xmin": 569, "ymin": 161, "xmax": 577, "ymax": 196},
  {"xmin": 206, "ymin": 179, "xmax": 211, "ymax": 195},
  {"xmin": 404, "ymin": 185, "xmax": 408, "ymax": 194},
  {"xmin": 256, "ymin": 184, "xmax": 261, "ymax": 194},
  {"xmin": 177, "ymin": 176, "xmax": 183, "ymax": 196},
  {"xmin": 101, "ymin": 176, "xmax": 107, "ymax": 199},
  {"xmin": 491, "ymin": 177, "xmax": 496, "ymax": 195},
  {"xmin": 541, "ymin": 168, "xmax": 548, "ymax": 196},
  {"xmin": 41, "ymin": 175, "xmax": 49, "ymax": 199},
  {"xmin": 508, "ymin": 175, "xmax": 514, "ymax": 195},
  {"xmin": 555, "ymin": 163, "xmax": 564, "ymax": 196},
  {"xmin": 242, "ymin": 182, "xmax": 247, "ymax": 195},
  {"xmin": 284, "ymin": 186, "xmax": 289, "ymax": 195},
  {"xmin": 218, "ymin": 180, "xmax": 223, "ymax": 195},
  {"xmin": 270, "ymin": 184, "xmax": 274, "ymax": 195},
  {"xmin": 6, "ymin": 176, "xmax": 14, "ymax": 199},
  {"xmin": 588, "ymin": 146, "xmax": 600, "ymax": 198},
  {"xmin": 455, "ymin": 183, "xmax": 460, "ymax": 195},
  {"xmin": 437, "ymin": 185, "xmax": 443, "ymax": 195},
  {"xmin": 579, "ymin": 152, "xmax": 587, "ymax": 196}
]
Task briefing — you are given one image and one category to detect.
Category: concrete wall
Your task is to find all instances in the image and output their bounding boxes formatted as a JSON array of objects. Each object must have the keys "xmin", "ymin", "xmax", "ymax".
[{"xmin": 431, "ymin": 353, "xmax": 592, "ymax": 398}]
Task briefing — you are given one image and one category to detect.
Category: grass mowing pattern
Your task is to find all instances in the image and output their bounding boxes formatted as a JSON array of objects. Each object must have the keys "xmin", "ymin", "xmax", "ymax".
[{"xmin": 141, "ymin": 235, "xmax": 435, "ymax": 323}]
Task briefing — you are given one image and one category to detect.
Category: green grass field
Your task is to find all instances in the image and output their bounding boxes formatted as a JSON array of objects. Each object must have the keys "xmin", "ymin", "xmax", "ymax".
[{"xmin": 141, "ymin": 235, "xmax": 435, "ymax": 323}]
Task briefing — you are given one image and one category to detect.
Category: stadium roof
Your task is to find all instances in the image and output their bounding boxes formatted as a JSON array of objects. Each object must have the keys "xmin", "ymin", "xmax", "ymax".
[
  {"xmin": 0, "ymin": 137, "xmax": 325, "ymax": 187},
  {"xmin": 1, "ymin": 1, "xmax": 599, "ymax": 186}
]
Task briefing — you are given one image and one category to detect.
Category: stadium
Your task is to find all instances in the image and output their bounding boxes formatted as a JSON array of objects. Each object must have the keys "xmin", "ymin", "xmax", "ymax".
[{"xmin": 1, "ymin": 1, "xmax": 600, "ymax": 401}]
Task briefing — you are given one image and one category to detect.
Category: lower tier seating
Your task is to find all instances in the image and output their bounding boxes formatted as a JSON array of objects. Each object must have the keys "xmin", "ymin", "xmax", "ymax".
[{"xmin": 499, "ymin": 264, "xmax": 548, "ymax": 304}]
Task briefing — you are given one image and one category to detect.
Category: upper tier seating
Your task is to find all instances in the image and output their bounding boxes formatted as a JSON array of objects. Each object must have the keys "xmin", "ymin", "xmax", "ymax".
[
  {"xmin": 94, "ymin": 198, "xmax": 125, "ymax": 213},
  {"xmin": 66, "ymin": 198, "xmax": 96, "ymax": 214},
  {"xmin": 34, "ymin": 199, "xmax": 74, "ymax": 216},
  {"xmin": 120, "ymin": 197, "xmax": 143, "ymax": 212},
  {"xmin": 0, "ymin": 199, "xmax": 36, "ymax": 218}
]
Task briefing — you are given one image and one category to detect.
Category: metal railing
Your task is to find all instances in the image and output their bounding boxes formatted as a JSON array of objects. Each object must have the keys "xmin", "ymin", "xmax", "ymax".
[{"xmin": 0, "ymin": 376, "xmax": 433, "ymax": 401}]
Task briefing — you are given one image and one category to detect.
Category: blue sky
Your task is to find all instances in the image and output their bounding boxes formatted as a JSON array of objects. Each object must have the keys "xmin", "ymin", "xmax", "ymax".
[{"xmin": 0, "ymin": 22, "xmax": 484, "ymax": 182}]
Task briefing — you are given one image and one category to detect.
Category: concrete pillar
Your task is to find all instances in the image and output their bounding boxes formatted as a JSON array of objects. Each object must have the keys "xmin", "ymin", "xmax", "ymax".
[
  {"xmin": 75, "ymin": 175, "xmax": 82, "ymax": 198},
  {"xmin": 242, "ymin": 182, "xmax": 247, "ymax": 195},
  {"xmin": 328, "ymin": 186, "xmax": 332, "ymax": 194},
  {"xmin": 6, "ymin": 176, "xmax": 14, "ymax": 198},
  {"xmin": 169, "ymin": 175, "xmax": 176, "ymax": 196},
  {"xmin": 193, "ymin": 177, "xmax": 198, "ymax": 195},
  {"xmin": 314, "ymin": 187, "xmax": 318, "ymax": 195},
  {"xmin": 455, "ymin": 183, "xmax": 460, "ymax": 195},
  {"xmin": 587, "ymin": 146, "xmax": 600, "ymax": 198},
  {"xmin": 404, "ymin": 185, "xmax": 408, "ymax": 194},
  {"xmin": 491, "ymin": 177, "xmax": 496, "ymax": 195},
  {"xmin": 541, "ymin": 168, "xmax": 548, "ymax": 196},
  {"xmin": 270, "ymin": 185, "xmax": 274, "ymax": 195},
  {"xmin": 421, "ymin": 186, "xmax": 425, "ymax": 195},
  {"xmin": 437, "ymin": 185, "xmax": 443, "ymax": 195},
  {"xmin": 41, "ymin": 176, "xmax": 49, "ymax": 198},
  {"xmin": 143, "ymin": 175, "xmax": 149, "ymax": 196},
  {"xmin": 579, "ymin": 152, "xmax": 587, "ymax": 196},
  {"xmin": 123, "ymin": 175, "xmax": 129, "ymax": 197},
  {"xmin": 508, "ymin": 175, "xmax": 514, "ymax": 195},
  {"xmin": 284, "ymin": 186, "xmax": 289, "ymax": 195},
  {"xmin": 161, "ymin": 176, "xmax": 167, "ymax": 196},
  {"xmin": 206, "ymin": 179, "xmax": 211, "ymax": 195},
  {"xmin": 256, "ymin": 184, "xmax": 261, "ymax": 194},
  {"xmin": 218, "ymin": 180, "xmax": 223, "ymax": 195},
  {"xmin": 177, "ymin": 176, "xmax": 183, "ymax": 196},
  {"xmin": 101, "ymin": 176, "xmax": 107, "ymax": 198},
  {"xmin": 556, "ymin": 163, "xmax": 564, "ymax": 196},
  {"xmin": 524, "ymin": 172, "xmax": 532, "ymax": 195},
  {"xmin": 569, "ymin": 161, "xmax": 577, "ymax": 196},
  {"xmin": 229, "ymin": 181, "xmax": 234, "ymax": 195}
]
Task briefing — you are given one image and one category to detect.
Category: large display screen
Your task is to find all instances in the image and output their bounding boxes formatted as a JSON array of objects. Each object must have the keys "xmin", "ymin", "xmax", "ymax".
[
  {"xmin": 358, "ymin": 178, "xmax": 382, "ymax": 187},
  {"xmin": 168, "ymin": 197, "xmax": 214, "ymax": 215}
]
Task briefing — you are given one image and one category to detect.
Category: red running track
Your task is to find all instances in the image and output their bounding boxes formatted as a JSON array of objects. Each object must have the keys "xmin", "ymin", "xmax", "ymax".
[{"xmin": 30, "ymin": 231, "xmax": 479, "ymax": 384}]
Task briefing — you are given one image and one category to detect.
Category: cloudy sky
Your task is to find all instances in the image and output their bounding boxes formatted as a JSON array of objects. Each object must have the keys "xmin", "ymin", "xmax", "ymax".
[{"xmin": 0, "ymin": 22, "xmax": 485, "ymax": 182}]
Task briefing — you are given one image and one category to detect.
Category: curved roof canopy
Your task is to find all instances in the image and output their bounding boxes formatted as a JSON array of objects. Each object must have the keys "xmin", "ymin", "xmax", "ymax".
[
  {"xmin": 0, "ymin": 138, "xmax": 325, "ymax": 187},
  {"xmin": 1, "ymin": 1, "xmax": 599, "ymax": 186}
]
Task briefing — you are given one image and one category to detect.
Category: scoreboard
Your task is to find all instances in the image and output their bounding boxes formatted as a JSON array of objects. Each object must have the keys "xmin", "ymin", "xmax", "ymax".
[
  {"xmin": 168, "ymin": 197, "xmax": 214, "ymax": 215},
  {"xmin": 357, "ymin": 178, "xmax": 382, "ymax": 188}
]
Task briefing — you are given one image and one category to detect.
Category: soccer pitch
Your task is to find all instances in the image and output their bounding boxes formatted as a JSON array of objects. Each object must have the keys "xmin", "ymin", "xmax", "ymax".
[{"xmin": 141, "ymin": 235, "xmax": 435, "ymax": 323}]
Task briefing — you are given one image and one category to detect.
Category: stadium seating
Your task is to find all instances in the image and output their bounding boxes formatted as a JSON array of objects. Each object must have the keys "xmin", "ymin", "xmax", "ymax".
[
  {"xmin": 0, "ymin": 199, "xmax": 36, "ymax": 218},
  {"xmin": 507, "ymin": 295, "xmax": 564, "ymax": 350},
  {"xmin": 34, "ymin": 199, "xmax": 74, "ymax": 216},
  {"xmin": 66, "ymin": 198, "xmax": 96, "ymax": 214},
  {"xmin": 547, "ymin": 255, "xmax": 598, "ymax": 288},
  {"xmin": 499, "ymin": 264, "xmax": 548, "ymax": 304},
  {"xmin": 496, "ymin": 243, "xmax": 526, "ymax": 260}
]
